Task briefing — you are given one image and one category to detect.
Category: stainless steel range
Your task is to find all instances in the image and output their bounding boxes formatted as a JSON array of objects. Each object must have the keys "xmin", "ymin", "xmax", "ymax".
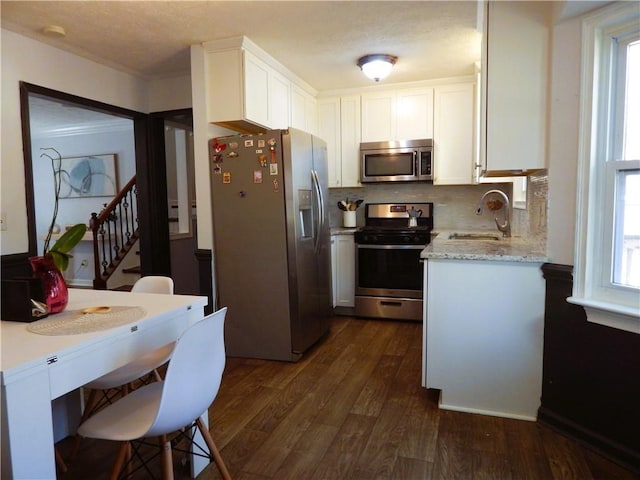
[{"xmin": 354, "ymin": 202, "xmax": 434, "ymax": 322}]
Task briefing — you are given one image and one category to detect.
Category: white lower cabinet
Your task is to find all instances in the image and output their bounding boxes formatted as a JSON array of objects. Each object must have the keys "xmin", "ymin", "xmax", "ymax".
[
  {"xmin": 423, "ymin": 258, "xmax": 544, "ymax": 420},
  {"xmin": 331, "ymin": 234, "xmax": 355, "ymax": 308}
]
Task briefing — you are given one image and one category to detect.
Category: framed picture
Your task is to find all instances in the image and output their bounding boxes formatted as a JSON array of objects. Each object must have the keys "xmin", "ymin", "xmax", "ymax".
[{"xmin": 58, "ymin": 154, "xmax": 118, "ymax": 198}]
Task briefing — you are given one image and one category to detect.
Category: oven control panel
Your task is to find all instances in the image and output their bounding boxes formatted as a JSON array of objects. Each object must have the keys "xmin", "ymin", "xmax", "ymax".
[{"xmin": 355, "ymin": 231, "xmax": 431, "ymax": 245}]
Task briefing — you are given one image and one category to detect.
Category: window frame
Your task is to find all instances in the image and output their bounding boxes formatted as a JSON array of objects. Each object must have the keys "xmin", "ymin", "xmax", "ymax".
[{"xmin": 569, "ymin": 2, "xmax": 640, "ymax": 334}]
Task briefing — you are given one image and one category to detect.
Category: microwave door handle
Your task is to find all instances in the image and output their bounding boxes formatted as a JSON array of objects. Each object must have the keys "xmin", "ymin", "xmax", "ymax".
[{"xmin": 413, "ymin": 150, "xmax": 418, "ymax": 176}]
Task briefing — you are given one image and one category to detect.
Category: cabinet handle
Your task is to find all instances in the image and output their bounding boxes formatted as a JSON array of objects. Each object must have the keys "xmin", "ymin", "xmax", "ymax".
[{"xmin": 380, "ymin": 301, "xmax": 402, "ymax": 307}]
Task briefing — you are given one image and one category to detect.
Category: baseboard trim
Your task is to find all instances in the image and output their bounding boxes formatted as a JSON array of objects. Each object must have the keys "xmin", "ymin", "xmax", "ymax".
[{"xmin": 538, "ymin": 407, "xmax": 640, "ymax": 473}]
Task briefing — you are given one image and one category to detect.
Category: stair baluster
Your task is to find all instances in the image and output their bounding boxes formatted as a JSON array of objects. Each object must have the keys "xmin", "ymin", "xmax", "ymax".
[{"xmin": 90, "ymin": 176, "xmax": 139, "ymax": 289}]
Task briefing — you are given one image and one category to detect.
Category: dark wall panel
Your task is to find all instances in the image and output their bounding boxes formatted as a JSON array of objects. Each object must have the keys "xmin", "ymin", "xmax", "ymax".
[{"xmin": 539, "ymin": 263, "xmax": 640, "ymax": 473}]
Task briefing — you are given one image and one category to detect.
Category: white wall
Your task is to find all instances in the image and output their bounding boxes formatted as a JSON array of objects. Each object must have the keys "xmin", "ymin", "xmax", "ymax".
[
  {"xmin": 31, "ymin": 128, "xmax": 136, "ymax": 253},
  {"xmin": 546, "ymin": 15, "xmax": 583, "ymax": 265},
  {"xmin": 148, "ymin": 74, "xmax": 192, "ymax": 113},
  {"xmin": 190, "ymin": 44, "xmax": 234, "ymax": 251},
  {"xmin": 0, "ymin": 28, "xmax": 149, "ymax": 255}
]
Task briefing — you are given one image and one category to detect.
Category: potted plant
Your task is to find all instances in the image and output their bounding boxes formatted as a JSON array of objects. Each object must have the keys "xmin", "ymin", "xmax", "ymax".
[{"xmin": 30, "ymin": 148, "xmax": 87, "ymax": 313}]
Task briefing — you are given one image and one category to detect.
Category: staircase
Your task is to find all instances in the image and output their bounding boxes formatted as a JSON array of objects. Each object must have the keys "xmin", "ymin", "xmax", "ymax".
[{"xmin": 90, "ymin": 176, "xmax": 140, "ymax": 290}]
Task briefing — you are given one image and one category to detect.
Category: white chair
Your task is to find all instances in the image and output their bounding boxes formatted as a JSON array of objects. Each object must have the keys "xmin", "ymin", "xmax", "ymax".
[
  {"xmin": 130, "ymin": 275, "xmax": 174, "ymax": 295},
  {"xmin": 77, "ymin": 307, "xmax": 231, "ymax": 480},
  {"xmin": 71, "ymin": 276, "xmax": 176, "ymax": 457}
]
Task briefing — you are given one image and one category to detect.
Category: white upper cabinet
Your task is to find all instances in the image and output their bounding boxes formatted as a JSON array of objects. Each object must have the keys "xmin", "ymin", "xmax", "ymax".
[
  {"xmin": 361, "ymin": 87, "xmax": 433, "ymax": 142},
  {"xmin": 396, "ymin": 88, "xmax": 434, "ymax": 141},
  {"xmin": 433, "ymin": 83, "xmax": 476, "ymax": 185},
  {"xmin": 291, "ymin": 84, "xmax": 318, "ymax": 135},
  {"xmin": 242, "ymin": 50, "xmax": 270, "ymax": 128},
  {"xmin": 318, "ymin": 95, "xmax": 361, "ymax": 188},
  {"xmin": 480, "ymin": 1, "xmax": 549, "ymax": 175},
  {"xmin": 268, "ymin": 67, "xmax": 291, "ymax": 129},
  {"xmin": 318, "ymin": 97, "xmax": 341, "ymax": 187},
  {"xmin": 340, "ymin": 95, "xmax": 361, "ymax": 188},
  {"xmin": 204, "ymin": 36, "xmax": 316, "ymax": 134},
  {"xmin": 361, "ymin": 91, "xmax": 395, "ymax": 142}
]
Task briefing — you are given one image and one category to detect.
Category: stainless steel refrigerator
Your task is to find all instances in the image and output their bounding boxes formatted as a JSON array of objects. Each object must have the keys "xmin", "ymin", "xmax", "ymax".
[{"xmin": 209, "ymin": 128, "xmax": 331, "ymax": 361}]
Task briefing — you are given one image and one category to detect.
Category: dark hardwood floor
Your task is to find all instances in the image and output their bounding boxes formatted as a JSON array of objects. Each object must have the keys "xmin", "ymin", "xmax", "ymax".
[{"xmin": 59, "ymin": 316, "xmax": 639, "ymax": 480}]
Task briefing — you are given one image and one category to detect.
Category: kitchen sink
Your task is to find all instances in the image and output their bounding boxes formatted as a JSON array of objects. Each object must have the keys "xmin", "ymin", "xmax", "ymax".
[{"xmin": 448, "ymin": 233, "xmax": 501, "ymax": 241}]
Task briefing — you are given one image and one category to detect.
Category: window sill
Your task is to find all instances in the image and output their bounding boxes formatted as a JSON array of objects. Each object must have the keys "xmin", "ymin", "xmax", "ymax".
[{"xmin": 567, "ymin": 296, "xmax": 640, "ymax": 334}]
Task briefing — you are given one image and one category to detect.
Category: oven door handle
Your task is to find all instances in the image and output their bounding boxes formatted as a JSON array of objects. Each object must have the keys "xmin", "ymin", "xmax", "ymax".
[{"xmin": 356, "ymin": 244, "xmax": 426, "ymax": 250}]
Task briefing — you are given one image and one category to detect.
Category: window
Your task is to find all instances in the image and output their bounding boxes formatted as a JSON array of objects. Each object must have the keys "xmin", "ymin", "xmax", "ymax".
[{"xmin": 570, "ymin": 3, "xmax": 640, "ymax": 334}]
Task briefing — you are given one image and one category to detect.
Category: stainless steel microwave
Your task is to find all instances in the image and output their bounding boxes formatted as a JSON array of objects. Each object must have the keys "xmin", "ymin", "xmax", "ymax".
[{"xmin": 360, "ymin": 139, "xmax": 433, "ymax": 183}]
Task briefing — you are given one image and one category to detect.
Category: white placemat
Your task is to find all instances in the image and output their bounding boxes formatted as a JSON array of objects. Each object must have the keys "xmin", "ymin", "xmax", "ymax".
[{"xmin": 27, "ymin": 306, "xmax": 146, "ymax": 336}]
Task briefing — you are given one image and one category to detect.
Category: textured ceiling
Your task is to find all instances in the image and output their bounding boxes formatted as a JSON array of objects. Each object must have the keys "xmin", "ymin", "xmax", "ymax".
[{"xmin": 1, "ymin": 1, "xmax": 481, "ymax": 91}]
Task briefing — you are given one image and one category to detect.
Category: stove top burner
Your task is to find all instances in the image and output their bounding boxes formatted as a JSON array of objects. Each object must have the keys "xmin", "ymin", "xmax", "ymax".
[{"xmin": 356, "ymin": 202, "xmax": 434, "ymax": 245}]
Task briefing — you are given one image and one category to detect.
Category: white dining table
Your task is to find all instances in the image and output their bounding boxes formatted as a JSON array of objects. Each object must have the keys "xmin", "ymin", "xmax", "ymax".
[{"xmin": 1, "ymin": 288, "xmax": 208, "ymax": 479}]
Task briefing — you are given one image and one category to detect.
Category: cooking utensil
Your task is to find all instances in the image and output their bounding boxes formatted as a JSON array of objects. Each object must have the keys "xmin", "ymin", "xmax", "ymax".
[{"xmin": 408, "ymin": 207, "xmax": 422, "ymax": 227}]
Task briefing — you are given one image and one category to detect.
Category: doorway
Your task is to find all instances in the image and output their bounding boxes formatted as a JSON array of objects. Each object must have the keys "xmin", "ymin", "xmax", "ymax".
[
  {"xmin": 158, "ymin": 110, "xmax": 199, "ymax": 295},
  {"xmin": 19, "ymin": 82, "xmax": 171, "ymax": 284}
]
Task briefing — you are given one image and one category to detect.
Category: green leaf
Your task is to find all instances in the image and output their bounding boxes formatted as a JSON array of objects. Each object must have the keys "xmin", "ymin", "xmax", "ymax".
[
  {"xmin": 46, "ymin": 250, "xmax": 71, "ymax": 272},
  {"xmin": 45, "ymin": 224, "xmax": 85, "ymax": 271},
  {"xmin": 50, "ymin": 224, "xmax": 86, "ymax": 254}
]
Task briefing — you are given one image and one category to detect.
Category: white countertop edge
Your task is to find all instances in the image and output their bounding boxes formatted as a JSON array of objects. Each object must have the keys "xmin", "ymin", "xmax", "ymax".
[{"xmin": 421, "ymin": 251, "xmax": 549, "ymax": 263}]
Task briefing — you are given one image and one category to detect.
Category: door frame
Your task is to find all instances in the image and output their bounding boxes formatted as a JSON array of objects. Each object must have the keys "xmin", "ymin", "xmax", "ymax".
[{"xmin": 5, "ymin": 82, "xmax": 171, "ymax": 279}]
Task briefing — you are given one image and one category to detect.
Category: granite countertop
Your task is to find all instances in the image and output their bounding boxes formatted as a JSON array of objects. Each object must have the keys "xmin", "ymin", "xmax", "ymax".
[{"xmin": 421, "ymin": 230, "xmax": 548, "ymax": 263}]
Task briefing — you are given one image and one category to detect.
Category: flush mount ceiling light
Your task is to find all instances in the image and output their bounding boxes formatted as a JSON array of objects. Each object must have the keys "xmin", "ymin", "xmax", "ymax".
[
  {"xmin": 42, "ymin": 24, "xmax": 66, "ymax": 38},
  {"xmin": 357, "ymin": 54, "xmax": 397, "ymax": 82}
]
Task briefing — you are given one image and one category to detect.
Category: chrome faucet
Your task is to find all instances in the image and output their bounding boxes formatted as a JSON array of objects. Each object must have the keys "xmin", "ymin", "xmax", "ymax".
[{"xmin": 475, "ymin": 189, "xmax": 511, "ymax": 238}]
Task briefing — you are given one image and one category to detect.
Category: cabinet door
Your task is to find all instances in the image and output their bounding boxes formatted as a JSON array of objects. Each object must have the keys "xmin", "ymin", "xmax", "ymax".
[
  {"xmin": 269, "ymin": 70, "xmax": 290, "ymax": 129},
  {"xmin": 433, "ymin": 83, "xmax": 476, "ymax": 185},
  {"xmin": 396, "ymin": 87, "xmax": 434, "ymax": 140},
  {"xmin": 291, "ymin": 85, "xmax": 307, "ymax": 130},
  {"xmin": 334, "ymin": 235, "xmax": 355, "ymax": 307},
  {"xmin": 206, "ymin": 49, "xmax": 244, "ymax": 125},
  {"xmin": 291, "ymin": 85, "xmax": 318, "ymax": 134},
  {"xmin": 483, "ymin": 1, "xmax": 548, "ymax": 173},
  {"xmin": 331, "ymin": 235, "xmax": 337, "ymax": 307},
  {"xmin": 305, "ymin": 94, "xmax": 318, "ymax": 135},
  {"xmin": 243, "ymin": 51, "xmax": 270, "ymax": 127},
  {"xmin": 317, "ymin": 97, "xmax": 341, "ymax": 187},
  {"xmin": 340, "ymin": 95, "xmax": 361, "ymax": 188},
  {"xmin": 361, "ymin": 91, "xmax": 395, "ymax": 142}
]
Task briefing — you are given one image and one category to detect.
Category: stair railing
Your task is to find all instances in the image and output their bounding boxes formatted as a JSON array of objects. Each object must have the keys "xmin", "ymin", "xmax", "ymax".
[{"xmin": 90, "ymin": 176, "xmax": 139, "ymax": 289}]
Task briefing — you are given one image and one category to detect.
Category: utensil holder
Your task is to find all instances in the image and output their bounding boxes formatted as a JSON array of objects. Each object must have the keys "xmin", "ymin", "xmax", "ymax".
[{"xmin": 343, "ymin": 211, "xmax": 356, "ymax": 228}]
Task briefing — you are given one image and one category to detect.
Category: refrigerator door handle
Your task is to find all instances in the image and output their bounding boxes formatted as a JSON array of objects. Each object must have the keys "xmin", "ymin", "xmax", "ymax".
[{"xmin": 311, "ymin": 169, "xmax": 324, "ymax": 253}]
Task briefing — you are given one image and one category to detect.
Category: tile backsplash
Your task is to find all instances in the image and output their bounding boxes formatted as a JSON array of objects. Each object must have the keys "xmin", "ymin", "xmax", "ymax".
[{"xmin": 329, "ymin": 171, "xmax": 548, "ymax": 247}]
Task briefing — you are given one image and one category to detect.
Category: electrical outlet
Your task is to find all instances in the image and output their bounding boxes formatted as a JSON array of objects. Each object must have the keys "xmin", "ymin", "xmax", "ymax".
[{"xmin": 0, "ymin": 212, "xmax": 6, "ymax": 231}]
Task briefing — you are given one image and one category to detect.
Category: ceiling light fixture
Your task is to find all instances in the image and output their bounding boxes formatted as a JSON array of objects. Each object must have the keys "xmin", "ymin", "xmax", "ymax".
[
  {"xmin": 42, "ymin": 25, "xmax": 66, "ymax": 38},
  {"xmin": 357, "ymin": 54, "xmax": 397, "ymax": 82}
]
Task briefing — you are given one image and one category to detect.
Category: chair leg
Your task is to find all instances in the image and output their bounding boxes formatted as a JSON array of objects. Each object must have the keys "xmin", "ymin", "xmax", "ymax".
[
  {"xmin": 79, "ymin": 389, "xmax": 99, "ymax": 424},
  {"xmin": 70, "ymin": 388, "xmax": 100, "ymax": 460},
  {"xmin": 55, "ymin": 447, "xmax": 68, "ymax": 473},
  {"xmin": 160, "ymin": 435, "xmax": 174, "ymax": 480},
  {"xmin": 153, "ymin": 367, "xmax": 163, "ymax": 383},
  {"xmin": 109, "ymin": 441, "xmax": 130, "ymax": 480},
  {"xmin": 196, "ymin": 418, "xmax": 232, "ymax": 480}
]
